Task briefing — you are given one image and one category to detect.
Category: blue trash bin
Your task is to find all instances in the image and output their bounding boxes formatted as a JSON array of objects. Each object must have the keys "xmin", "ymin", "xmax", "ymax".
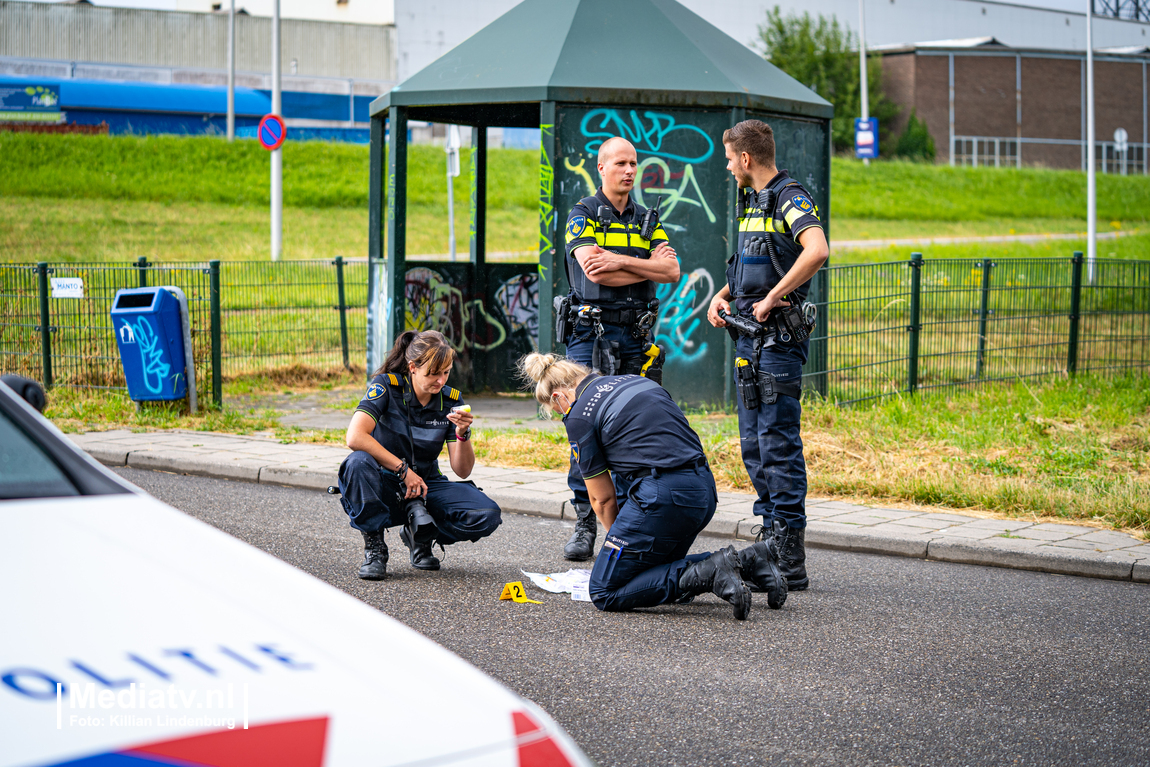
[{"xmin": 111, "ymin": 287, "xmax": 188, "ymax": 401}]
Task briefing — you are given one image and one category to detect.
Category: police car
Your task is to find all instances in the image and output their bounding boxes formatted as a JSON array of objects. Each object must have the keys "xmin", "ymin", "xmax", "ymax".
[{"xmin": 0, "ymin": 376, "xmax": 590, "ymax": 767}]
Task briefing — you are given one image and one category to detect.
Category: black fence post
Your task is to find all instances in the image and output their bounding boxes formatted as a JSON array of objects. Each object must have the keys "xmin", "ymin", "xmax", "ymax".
[
  {"xmin": 334, "ymin": 255, "xmax": 350, "ymax": 370},
  {"xmin": 36, "ymin": 262, "xmax": 53, "ymax": 388},
  {"xmin": 975, "ymin": 259, "xmax": 994, "ymax": 379},
  {"xmin": 209, "ymin": 260, "xmax": 222, "ymax": 408},
  {"xmin": 908, "ymin": 252, "xmax": 923, "ymax": 394},
  {"xmin": 1068, "ymin": 251, "xmax": 1084, "ymax": 376},
  {"xmin": 136, "ymin": 256, "xmax": 148, "ymax": 288}
]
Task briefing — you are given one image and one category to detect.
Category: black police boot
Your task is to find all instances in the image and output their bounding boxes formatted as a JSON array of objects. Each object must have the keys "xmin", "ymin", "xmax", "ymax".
[
  {"xmin": 563, "ymin": 503, "xmax": 597, "ymax": 561},
  {"xmin": 400, "ymin": 498, "xmax": 440, "ymax": 571},
  {"xmin": 773, "ymin": 519, "xmax": 809, "ymax": 591},
  {"xmin": 357, "ymin": 530, "xmax": 388, "ymax": 581},
  {"xmin": 736, "ymin": 540, "xmax": 787, "ymax": 610},
  {"xmin": 677, "ymin": 546, "xmax": 751, "ymax": 620}
]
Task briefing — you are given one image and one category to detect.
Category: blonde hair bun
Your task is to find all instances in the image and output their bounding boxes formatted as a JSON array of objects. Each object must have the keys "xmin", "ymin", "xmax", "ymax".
[{"xmin": 519, "ymin": 352, "xmax": 558, "ymax": 384}]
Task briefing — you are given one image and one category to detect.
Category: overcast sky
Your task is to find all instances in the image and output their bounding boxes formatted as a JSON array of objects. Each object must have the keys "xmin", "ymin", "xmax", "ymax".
[{"xmin": 20, "ymin": 0, "xmax": 1101, "ymax": 13}]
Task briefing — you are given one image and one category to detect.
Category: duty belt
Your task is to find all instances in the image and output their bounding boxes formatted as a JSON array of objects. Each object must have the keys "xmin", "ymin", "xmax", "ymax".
[
  {"xmin": 573, "ymin": 304, "xmax": 650, "ymax": 327},
  {"xmin": 625, "ymin": 456, "xmax": 708, "ymax": 482}
]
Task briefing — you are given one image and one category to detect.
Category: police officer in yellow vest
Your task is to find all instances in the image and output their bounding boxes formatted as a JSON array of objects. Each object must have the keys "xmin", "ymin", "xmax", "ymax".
[
  {"xmin": 707, "ymin": 119, "xmax": 829, "ymax": 591},
  {"xmin": 556, "ymin": 136, "xmax": 680, "ymax": 562}
]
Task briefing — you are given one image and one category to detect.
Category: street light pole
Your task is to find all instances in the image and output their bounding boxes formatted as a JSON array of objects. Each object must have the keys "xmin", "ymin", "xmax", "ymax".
[
  {"xmin": 1086, "ymin": 0, "xmax": 1096, "ymax": 283},
  {"xmin": 271, "ymin": 0, "xmax": 282, "ymax": 261},
  {"xmin": 226, "ymin": 0, "xmax": 235, "ymax": 141},
  {"xmin": 859, "ymin": 0, "xmax": 869, "ymax": 167}
]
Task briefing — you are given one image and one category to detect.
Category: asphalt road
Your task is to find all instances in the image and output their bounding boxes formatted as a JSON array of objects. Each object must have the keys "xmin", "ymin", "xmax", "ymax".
[{"xmin": 117, "ymin": 467, "xmax": 1150, "ymax": 767}]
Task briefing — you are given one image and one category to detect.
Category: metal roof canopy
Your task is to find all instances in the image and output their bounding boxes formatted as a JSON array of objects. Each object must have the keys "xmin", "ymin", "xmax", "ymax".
[
  {"xmin": 366, "ymin": 0, "xmax": 833, "ymax": 401},
  {"xmin": 369, "ymin": 0, "xmax": 832, "ymax": 124}
]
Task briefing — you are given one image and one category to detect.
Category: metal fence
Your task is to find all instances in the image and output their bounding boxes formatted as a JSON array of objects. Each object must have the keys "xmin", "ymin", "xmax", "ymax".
[
  {"xmin": 0, "ymin": 257, "xmax": 366, "ymax": 408},
  {"xmin": 812, "ymin": 253, "xmax": 1150, "ymax": 405},
  {"xmin": 2, "ymin": 254, "xmax": 1147, "ymax": 409}
]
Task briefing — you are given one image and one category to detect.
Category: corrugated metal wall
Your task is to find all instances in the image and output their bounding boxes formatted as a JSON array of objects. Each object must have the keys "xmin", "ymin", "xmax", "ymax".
[{"xmin": 0, "ymin": 0, "xmax": 395, "ymax": 81}]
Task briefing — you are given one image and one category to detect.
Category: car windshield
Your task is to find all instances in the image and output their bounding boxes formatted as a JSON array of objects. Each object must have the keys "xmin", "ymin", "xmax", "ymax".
[{"xmin": 0, "ymin": 408, "xmax": 79, "ymax": 499}]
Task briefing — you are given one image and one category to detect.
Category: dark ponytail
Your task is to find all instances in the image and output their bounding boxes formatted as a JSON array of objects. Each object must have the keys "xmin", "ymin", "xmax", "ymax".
[{"xmin": 374, "ymin": 330, "xmax": 455, "ymax": 378}]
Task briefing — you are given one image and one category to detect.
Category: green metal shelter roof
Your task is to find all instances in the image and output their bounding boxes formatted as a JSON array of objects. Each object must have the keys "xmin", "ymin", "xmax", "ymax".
[{"xmin": 370, "ymin": 0, "xmax": 833, "ymax": 121}]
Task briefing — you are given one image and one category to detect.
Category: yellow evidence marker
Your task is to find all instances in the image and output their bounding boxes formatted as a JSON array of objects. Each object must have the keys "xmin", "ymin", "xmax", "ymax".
[
  {"xmin": 452, "ymin": 404, "xmax": 471, "ymax": 413},
  {"xmin": 499, "ymin": 581, "xmax": 542, "ymax": 604}
]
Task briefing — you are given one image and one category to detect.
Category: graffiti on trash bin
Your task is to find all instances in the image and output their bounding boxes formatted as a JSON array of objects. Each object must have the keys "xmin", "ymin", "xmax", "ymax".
[{"xmin": 118, "ymin": 316, "xmax": 171, "ymax": 395}]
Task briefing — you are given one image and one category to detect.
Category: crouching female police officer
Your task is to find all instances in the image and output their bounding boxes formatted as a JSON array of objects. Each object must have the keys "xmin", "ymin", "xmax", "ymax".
[
  {"xmin": 338, "ymin": 330, "xmax": 502, "ymax": 579},
  {"xmin": 520, "ymin": 353, "xmax": 786, "ymax": 619}
]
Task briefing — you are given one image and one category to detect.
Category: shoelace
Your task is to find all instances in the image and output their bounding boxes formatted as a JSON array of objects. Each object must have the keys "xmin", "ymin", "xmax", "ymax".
[{"xmin": 749, "ymin": 523, "xmax": 767, "ymax": 543}]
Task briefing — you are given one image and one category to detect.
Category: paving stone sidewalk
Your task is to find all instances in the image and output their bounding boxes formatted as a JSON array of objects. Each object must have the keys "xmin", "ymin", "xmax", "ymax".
[{"xmin": 70, "ymin": 429, "xmax": 1150, "ymax": 584}]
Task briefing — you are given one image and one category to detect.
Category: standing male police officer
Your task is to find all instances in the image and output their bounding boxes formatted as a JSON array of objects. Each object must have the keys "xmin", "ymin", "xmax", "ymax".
[
  {"xmin": 706, "ymin": 119, "xmax": 829, "ymax": 591},
  {"xmin": 557, "ymin": 136, "xmax": 680, "ymax": 562}
]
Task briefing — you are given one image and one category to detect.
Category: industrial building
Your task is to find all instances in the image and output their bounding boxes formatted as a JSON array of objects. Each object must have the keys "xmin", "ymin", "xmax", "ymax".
[
  {"xmin": 3, "ymin": 0, "xmax": 1150, "ymax": 166},
  {"xmin": 0, "ymin": 0, "xmax": 395, "ymax": 140},
  {"xmin": 880, "ymin": 37, "xmax": 1149, "ymax": 172}
]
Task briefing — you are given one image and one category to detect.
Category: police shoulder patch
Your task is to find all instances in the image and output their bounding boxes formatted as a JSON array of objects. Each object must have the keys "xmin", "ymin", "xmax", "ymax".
[
  {"xmin": 444, "ymin": 386, "xmax": 461, "ymax": 401},
  {"xmin": 792, "ymin": 194, "xmax": 814, "ymax": 213},
  {"xmin": 366, "ymin": 382, "xmax": 386, "ymax": 400},
  {"xmin": 570, "ymin": 443, "xmax": 579, "ymax": 462},
  {"xmin": 566, "ymin": 215, "xmax": 588, "ymax": 239}
]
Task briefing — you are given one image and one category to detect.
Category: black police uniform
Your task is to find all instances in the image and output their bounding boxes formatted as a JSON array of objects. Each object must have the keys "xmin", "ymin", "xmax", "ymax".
[
  {"xmin": 561, "ymin": 188, "xmax": 670, "ymax": 518},
  {"xmin": 563, "ymin": 373, "xmax": 720, "ymax": 612},
  {"xmin": 337, "ymin": 372, "xmax": 502, "ymax": 545},
  {"xmin": 726, "ymin": 170, "xmax": 822, "ymax": 575}
]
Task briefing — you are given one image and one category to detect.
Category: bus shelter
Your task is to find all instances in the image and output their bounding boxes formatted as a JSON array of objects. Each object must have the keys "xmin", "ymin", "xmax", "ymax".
[{"xmin": 367, "ymin": 0, "xmax": 833, "ymax": 404}]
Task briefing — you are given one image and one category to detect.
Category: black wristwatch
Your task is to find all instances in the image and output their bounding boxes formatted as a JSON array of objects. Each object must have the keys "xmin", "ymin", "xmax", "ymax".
[{"xmin": 457, "ymin": 426, "xmax": 472, "ymax": 443}]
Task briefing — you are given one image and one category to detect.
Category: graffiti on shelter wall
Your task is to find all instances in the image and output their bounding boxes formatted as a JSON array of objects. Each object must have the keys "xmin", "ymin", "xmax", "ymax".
[
  {"xmin": 576, "ymin": 109, "xmax": 718, "ymax": 231},
  {"xmin": 654, "ymin": 268, "xmax": 715, "ymax": 364},
  {"xmin": 496, "ymin": 273, "xmax": 540, "ymax": 345},
  {"xmin": 405, "ymin": 268, "xmax": 540, "ymax": 355}
]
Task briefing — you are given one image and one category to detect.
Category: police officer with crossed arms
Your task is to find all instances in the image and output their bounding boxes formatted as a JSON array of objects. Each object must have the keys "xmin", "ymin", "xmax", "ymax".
[
  {"xmin": 707, "ymin": 119, "xmax": 829, "ymax": 592},
  {"xmin": 555, "ymin": 135, "xmax": 679, "ymax": 563}
]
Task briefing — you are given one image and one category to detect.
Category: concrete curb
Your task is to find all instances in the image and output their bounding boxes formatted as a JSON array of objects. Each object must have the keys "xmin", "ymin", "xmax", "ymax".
[{"xmin": 70, "ymin": 430, "xmax": 1150, "ymax": 584}]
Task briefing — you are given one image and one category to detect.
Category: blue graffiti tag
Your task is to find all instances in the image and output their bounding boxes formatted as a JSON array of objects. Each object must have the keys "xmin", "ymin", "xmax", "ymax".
[
  {"xmin": 654, "ymin": 268, "xmax": 716, "ymax": 363},
  {"xmin": 121, "ymin": 317, "xmax": 171, "ymax": 395},
  {"xmin": 580, "ymin": 109, "xmax": 714, "ymax": 164}
]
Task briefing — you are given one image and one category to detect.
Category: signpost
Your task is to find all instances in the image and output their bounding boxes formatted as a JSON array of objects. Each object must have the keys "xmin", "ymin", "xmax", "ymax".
[
  {"xmin": 1114, "ymin": 127, "xmax": 1129, "ymax": 175},
  {"xmin": 258, "ymin": 114, "xmax": 287, "ymax": 151},
  {"xmin": 445, "ymin": 124, "xmax": 461, "ymax": 261},
  {"xmin": 855, "ymin": 118, "xmax": 878, "ymax": 160}
]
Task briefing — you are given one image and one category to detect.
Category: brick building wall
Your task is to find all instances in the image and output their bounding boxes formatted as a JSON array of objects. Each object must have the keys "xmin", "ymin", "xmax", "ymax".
[{"xmin": 880, "ymin": 45, "xmax": 1149, "ymax": 171}]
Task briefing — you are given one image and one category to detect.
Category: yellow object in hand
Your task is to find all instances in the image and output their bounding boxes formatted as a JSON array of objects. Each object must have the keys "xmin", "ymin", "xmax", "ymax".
[{"xmin": 452, "ymin": 404, "xmax": 471, "ymax": 414}]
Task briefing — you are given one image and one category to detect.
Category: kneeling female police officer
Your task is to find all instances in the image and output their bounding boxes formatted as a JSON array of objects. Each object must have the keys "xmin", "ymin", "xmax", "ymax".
[
  {"xmin": 520, "ymin": 353, "xmax": 786, "ymax": 619},
  {"xmin": 338, "ymin": 330, "xmax": 502, "ymax": 579}
]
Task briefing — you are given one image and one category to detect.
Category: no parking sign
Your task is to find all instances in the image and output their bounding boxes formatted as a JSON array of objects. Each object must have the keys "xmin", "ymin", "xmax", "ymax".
[{"xmin": 258, "ymin": 114, "xmax": 286, "ymax": 151}]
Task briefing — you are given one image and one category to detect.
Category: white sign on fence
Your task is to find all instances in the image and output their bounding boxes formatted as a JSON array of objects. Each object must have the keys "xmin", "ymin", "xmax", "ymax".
[{"xmin": 50, "ymin": 277, "xmax": 84, "ymax": 298}]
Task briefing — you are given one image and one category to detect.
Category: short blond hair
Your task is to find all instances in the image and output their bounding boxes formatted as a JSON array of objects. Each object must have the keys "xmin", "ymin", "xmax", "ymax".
[{"xmin": 518, "ymin": 352, "xmax": 591, "ymax": 416}]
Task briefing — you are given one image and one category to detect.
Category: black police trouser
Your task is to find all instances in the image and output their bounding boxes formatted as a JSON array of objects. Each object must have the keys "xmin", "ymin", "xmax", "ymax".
[
  {"xmin": 338, "ymin": 451, "xmax": 502, "ymax": 544},
  {"xmin": 563, "ymin": 321, "xmax": 647, "ymax": 507},
  {"xmin": 735, "ymin": 336, "xmax": 808, "ymax": 531},
  {"xmin": 589, "ymin": 465, "xmax": 717, "ymax": 612}
]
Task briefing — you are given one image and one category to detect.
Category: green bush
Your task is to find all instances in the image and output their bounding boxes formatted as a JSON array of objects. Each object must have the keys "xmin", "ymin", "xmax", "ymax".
[{"xmin": 891, "ymin": 110, "xmax": 936, "ymax": 163}]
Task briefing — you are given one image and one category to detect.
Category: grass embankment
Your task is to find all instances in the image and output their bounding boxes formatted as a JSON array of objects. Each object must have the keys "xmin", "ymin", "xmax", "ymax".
[
  {"xmin": 3, "ymin": 133, "xmax": 1150, "ymax": 262},
  {"xmin": 0, "ymin": 133, "xmax": 537, "ymax": 260},
  {"xmin": 472, "ymin": 375, "xmax": 1150, "ymax": 536},
  {"xmin": 51, "ymin": 372, "xmax": 1149, "ymax": 537}
]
